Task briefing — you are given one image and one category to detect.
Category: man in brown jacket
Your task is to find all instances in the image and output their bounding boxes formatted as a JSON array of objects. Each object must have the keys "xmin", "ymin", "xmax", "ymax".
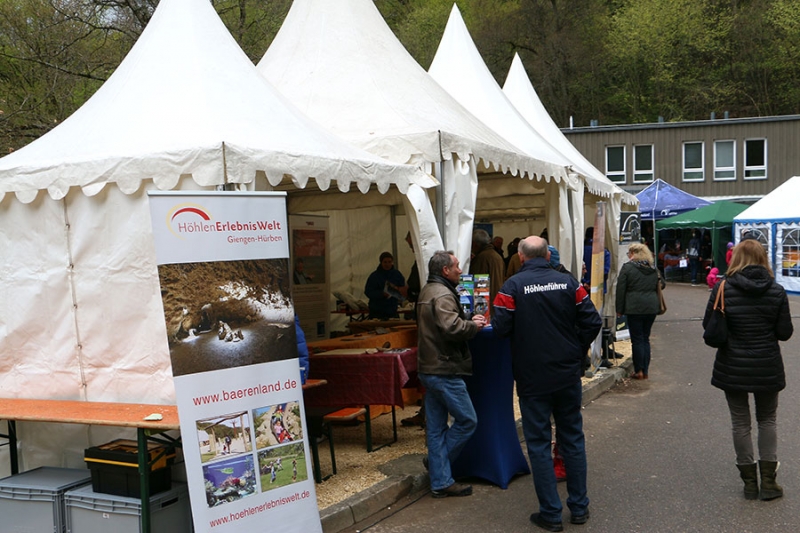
[
  {"xmin": 470, "ymin": 229, "xmax": 505, "ymax": 306},
  {"xmin": 417, "ymin": 250, "xmax": 486, "ymax": 498}
]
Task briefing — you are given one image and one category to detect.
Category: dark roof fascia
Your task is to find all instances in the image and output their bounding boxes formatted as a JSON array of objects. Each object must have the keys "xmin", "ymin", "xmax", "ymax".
[{"xmin": 562, "ymin": 114, "xmax": 800, "ymax": 135}]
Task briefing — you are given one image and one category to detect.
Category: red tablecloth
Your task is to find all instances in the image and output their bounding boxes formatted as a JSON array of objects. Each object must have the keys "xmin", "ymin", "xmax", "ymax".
[{"xmin": 304, "ymin": 348, "xmax": 417, "ymax": 408}]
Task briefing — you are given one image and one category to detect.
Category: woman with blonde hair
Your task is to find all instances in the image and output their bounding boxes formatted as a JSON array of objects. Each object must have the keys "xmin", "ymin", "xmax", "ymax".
[
  {"xmin": 704, "ymin": 239, "xmax": 793, "ymax": 500},
  {"xmin": 616, "ymin": 242, "xmax": 664, "ymax": 379}
]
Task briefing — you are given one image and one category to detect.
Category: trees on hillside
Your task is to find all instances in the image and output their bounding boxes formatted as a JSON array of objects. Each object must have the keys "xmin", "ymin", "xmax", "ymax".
[{"xmin": 2, "ymin": 0, "xmax": 800, "ymax": 154}]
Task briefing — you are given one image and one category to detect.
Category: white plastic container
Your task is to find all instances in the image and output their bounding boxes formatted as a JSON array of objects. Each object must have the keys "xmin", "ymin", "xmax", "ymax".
[{"xmin": 0, "ymin": 466, "xmax": 92, "ymax": 533}]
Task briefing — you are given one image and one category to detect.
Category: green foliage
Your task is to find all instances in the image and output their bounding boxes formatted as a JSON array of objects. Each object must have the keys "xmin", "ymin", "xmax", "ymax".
[{"xmin": 3, "ymin": 0, "xmax": 800, "ymax": 153}]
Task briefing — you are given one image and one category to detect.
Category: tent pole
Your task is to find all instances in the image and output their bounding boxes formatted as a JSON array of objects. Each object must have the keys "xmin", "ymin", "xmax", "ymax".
[{"xmin": 436, "ymin": 159, "xmax": 446, "ymax": 249}]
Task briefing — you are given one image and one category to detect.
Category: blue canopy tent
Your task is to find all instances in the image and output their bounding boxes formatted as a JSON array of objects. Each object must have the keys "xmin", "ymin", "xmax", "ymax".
[
  {"xmin": 636, "ymin": 180, "xmax": 712, "ymax": 273},
  {"xmin": 636, "ymin": 179, "xmax": 712, "ymax": 221}
]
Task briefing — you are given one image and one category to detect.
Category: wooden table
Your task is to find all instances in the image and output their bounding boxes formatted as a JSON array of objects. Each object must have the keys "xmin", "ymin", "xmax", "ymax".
[
  {"xmin": 346, "ymin": 319, "xmax": 416, "ymax": 335},
  {"xmin": 0, "ymin": 399, "xmax": 179, "ymax": 533},
  {"xmin": 307, "ymin": 327, "xmax": 417, "ymax": 353}
]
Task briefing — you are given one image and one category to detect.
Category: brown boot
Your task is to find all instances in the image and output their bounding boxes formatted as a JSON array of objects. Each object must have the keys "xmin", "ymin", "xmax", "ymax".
[
  {"xmin": 759, "ymin": 460, "xmax": 783, "ymax": 500},
  {"xmin": 736, "ymin": 463, "xmax": 758, "ymax": 500}
]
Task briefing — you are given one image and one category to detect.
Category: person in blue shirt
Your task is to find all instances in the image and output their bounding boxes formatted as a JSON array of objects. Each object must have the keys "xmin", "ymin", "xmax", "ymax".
[
  {"xmin": 582, "ymin": 227, "xmax": 611, "ymax": 293},
  {"xmin": 364, "ymin": 252, "xmax": 407, "ymax": 319},
  {"xmin": 295, "ymin": 315, "xmax": 308, "ymax": 385}
]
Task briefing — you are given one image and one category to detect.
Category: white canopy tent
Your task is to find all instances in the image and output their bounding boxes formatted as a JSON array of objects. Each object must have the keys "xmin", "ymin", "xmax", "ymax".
[
  {"xmin": 429, "ymin": 5, "xmax": 636, "ymax": 281},
  {"xmin": 0, "ymin": 0, "xmax": 436, "ymax": 471},
  {"xmin": 502, "ymin": 53, "xmax": 639, "ymax": 313},
  {"xmin": 734, "ymin": 176, "xmax": 800, "ymax": 294},
  {"xmin": 256, "ymin": 0, "xmax": 573, "ymax": 277}
]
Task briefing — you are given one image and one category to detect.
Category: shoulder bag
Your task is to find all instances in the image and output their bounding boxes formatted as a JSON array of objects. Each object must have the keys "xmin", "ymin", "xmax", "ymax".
[
  {"xmin": 703, "ymin": 280, "xmax": 727, "ymax": 347},
  {"xmin": 656, "ymin": 272, "xmax": 667, "ymax": 315}
]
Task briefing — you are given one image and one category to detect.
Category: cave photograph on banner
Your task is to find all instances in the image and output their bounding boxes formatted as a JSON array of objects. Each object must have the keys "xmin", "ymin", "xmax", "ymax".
[{"xmin": 158, "ymin": 258, "xmax": 297, "ymax": 377}]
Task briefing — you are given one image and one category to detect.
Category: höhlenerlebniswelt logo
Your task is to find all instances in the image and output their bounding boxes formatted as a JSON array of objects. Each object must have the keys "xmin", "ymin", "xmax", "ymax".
[
  {"xmin": 166, "ymin": 203, "xmax": 214, "ymax": 239},
  {"xmin": 166, "ymin": 203, "xmax": 284, "ymax": 241}
]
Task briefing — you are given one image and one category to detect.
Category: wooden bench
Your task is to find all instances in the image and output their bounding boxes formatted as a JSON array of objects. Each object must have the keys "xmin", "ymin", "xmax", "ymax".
[
  {"xmin": 325, "ymin": 405, "xmax": 397, "ymax": 453},
  {"xmin": 0, "ymin": 398, "xmax": 180, "ymax": 533}
]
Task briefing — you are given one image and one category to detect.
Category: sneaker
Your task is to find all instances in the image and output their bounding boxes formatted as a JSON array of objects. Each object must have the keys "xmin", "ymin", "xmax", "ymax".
[
  {"xmin": 529, "ymin": 513, "xmax": 563, "ymax": 532},
  {"xmin": 431, "ymin": 482, "xmax": 472, "ymax": 498},
  {"xmin": 570, "ymin": 509, "xmax": 590, "ymax": 525}
]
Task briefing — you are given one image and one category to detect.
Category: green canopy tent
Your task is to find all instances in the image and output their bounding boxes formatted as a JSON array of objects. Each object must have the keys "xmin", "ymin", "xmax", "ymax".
[{"xmin": 656, "ymin": 201, "xmax": 749, "ymax": 275}]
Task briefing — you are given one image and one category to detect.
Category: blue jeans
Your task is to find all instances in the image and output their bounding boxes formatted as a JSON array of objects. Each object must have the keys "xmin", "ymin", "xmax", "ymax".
[
  {"xmin": 627, "ymin": 314, "xmax": 656, "ymax": 375},
  {"xmin": 519, "ymin": 381, "xmax": 588, "ymax": 522},
  {"xmin": 419, "ymin": 373, "xmax": 477, "ymax": 490}
]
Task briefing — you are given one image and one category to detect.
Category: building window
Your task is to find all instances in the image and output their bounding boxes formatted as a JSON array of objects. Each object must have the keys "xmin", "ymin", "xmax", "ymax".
[
  {"xmin": 714, "ymin": 140, "xmax": 736, "ymax": 180},
  {"xmin": 744, "ymin": 138, "xmax": 767, "ymax": 179},
  {"xmin": 633, "ymin": 144, "xmax": 654, "ymax": 183},
  {"xmin": 683, "ymin": 142, "xmax": 704, "ymax": 182},
  {"xmin": 605, "ymin": 146, "xmax": 625, "ymax": 184}
]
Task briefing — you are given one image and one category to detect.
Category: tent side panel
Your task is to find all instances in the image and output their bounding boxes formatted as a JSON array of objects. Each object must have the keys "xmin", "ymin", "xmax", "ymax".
[
  {"xmin": 66, "ymin": 186, "xmax": 174, "ymax": 404},
  {"xmin": 0, "ymin": 195, "xmax": 81, "ymax": 397}
]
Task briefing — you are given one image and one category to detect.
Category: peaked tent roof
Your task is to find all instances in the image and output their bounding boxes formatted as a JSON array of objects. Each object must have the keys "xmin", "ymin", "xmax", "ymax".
[
  {"xmin": 655, "ymin": 201, "xmax": 749, "ymax": 229},
  {"xmin": 637, "ymin": 179, "xmax": 712, "ymax": 221},
  {"xmin": 0, "ymin": 0, "xmax": 436, "ymax": 204},
  {"xmin": 502, "ymin": 53, "xmax": 637, "ymax": 206},
  {"xmin": 734, "ymin": 176, "xmax": 800, "ymax": 223},
  {"xmin": 427, "ymin": 6, "xmax": 574, "ymax": 183},
  {"xmin": 256, "ymin": 0, "xmax": 567, "ymax": 183}
]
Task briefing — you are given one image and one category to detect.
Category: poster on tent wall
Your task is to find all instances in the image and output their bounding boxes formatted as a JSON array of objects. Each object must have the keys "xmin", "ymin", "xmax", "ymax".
[
  {"xmin": 289, "ymin": 215, "xmax": 330, "ymax": 341},
  {"xmin": 619, "ymin": 212, "xmax": 641, "ymax": 244},
  {"xmin": 148, "ymin": 191, "xmax": 322, "ymax": 533},
  {"xmin": 776, "ymin": 223, "xmax": 800, "ymax": 294}
]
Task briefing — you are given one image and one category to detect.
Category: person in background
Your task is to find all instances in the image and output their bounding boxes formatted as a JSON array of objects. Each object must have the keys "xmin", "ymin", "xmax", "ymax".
[
  {"xmin": 706, "ymin": 266, "xmax": 720, "ymax": 290},
  {"xmin": 492, "ymin": 236, "xmax": 505, "ymax": 260},
  {"xmin": 688, "ymin": 230, "xmax": 702, "ymax": 285},
  {"xmin": 547, "ymin": 245, "xmax": 573, "ymax": 278},
  {"xmin": 726, "ymin": 242, "xmax": 735, "ymax": 266},
  {"xmin": 506, "ymin": 237, "xmax": 523, "ymax": 279},
  {"xmin": 417, "ymin": 250, "xmax": 486, "ymax": 498},
  {"xmin": 616, "ymin": 243, "xmax": 663, "ymax": 380},
  {"xmin": 492, "ymin": 236, "xmax": 601, "ymax": 531},
  {"xmin": 582, "ymin": 227, "xmax": 611, "ymax": 293},
  {"xmin": 701, "ymin": 233, "xmax": 713, "ymax": 264},
  {"xmin": 295, "ymin": 315, "xmax": 309, "ymax": 385},
  {"xmin": 703, "ymin": 239, "xmax": 793, "ymax": 501},
  {"xmin": 364, "ymin": 252, "xmax": 407, "ymax": 319},
  {"xmin": 470, "ymin": 229, "xmax": 505, "ymax": 305}
]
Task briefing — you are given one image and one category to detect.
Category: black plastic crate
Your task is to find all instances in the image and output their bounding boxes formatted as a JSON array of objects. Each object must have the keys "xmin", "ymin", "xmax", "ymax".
[{"xmin": 84, "ymin": 439, "xmax": 174, "ymax": 498}]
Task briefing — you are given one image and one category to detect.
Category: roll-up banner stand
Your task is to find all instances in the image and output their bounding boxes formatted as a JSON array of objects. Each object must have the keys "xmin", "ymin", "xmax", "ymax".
[{"xmin": 148, "ymin": 191, "xmax": 322, "ymax": 533}]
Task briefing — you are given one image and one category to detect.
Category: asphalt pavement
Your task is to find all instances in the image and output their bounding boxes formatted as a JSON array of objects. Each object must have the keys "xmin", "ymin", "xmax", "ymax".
[{"xmin": 335, "ymin": 282, "xmax": 800, "ymax": 533}]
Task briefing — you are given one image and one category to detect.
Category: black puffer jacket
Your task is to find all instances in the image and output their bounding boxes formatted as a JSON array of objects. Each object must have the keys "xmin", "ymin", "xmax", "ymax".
[{"xmin": 703, "ymin": 266, "xmax": 793, "ymax": 393}]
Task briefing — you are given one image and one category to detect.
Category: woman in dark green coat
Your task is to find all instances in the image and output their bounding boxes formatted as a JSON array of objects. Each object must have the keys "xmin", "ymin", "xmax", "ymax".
[{"xmin": 616, "ymin": 243, "xmax": 663, "ymax": 379}]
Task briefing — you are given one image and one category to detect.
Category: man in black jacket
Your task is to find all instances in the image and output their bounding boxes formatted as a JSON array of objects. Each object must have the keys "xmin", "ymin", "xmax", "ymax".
[{"xmin": 493, "ymin": 236, "xmax": 601, "ymax": 531}]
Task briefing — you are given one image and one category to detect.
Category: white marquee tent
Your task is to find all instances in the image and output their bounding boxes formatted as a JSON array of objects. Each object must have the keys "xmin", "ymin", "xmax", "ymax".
[
  {"xmin": 734, "ymin": 176, "xmax": 800, "ymax": 294},
  {"xmin": 256, "ymin": 0, "xmax": 575, "ymax": 277},
  {"xmin": 502, "ymin": 52, "xmax": 639, "ymax": 312},
  {"xmin": 429, "ymin": 5, "xmax": 637, "ymax": 280},
  {"xmin": 0, "ymin": 0, "xmax": 436, "ymax": 471}
]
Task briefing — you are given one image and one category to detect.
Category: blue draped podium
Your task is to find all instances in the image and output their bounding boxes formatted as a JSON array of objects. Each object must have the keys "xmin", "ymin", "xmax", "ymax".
[{"xmin": 451, "ymin": 327, "xmax": 530, "ymax": 488}]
